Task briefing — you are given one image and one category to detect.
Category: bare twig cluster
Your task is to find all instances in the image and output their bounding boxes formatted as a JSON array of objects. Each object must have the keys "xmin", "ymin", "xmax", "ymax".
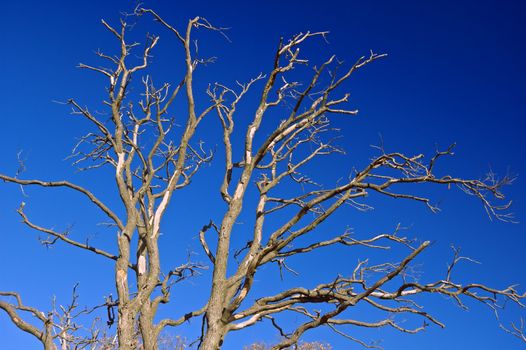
[{"xmin": 0, "ymin": 285, "xmax": 118, "ymax": 350}]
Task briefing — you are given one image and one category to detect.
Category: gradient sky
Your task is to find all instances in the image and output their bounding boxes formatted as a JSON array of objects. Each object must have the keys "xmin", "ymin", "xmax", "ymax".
[{"xmin": 1, "ymin": 0, "xmax": 525, "ymax": 349}]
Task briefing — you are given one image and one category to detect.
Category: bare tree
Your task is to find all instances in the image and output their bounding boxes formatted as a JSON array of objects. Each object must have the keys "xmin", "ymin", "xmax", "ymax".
[{"xmin": 1, "ymin": 7, "xmax": 524, "ymax": 350}]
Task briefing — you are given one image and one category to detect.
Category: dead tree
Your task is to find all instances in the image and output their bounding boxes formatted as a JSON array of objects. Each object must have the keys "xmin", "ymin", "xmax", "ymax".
[{"xmin": 0, "ymin": 7, "xmax": 524, "ymax": 350}]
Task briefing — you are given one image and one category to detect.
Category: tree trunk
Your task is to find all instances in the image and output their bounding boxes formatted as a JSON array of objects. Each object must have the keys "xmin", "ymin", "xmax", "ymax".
[
  {"xmin": 139, "ymin": 304, "xmax": 158, "ymax": 350},
  {"xmin": 42, "ymin": 336, "xmax": 56, "ymax": 350},
  {"xmin": 117, "ymin": 310, "xmax": 135, "ymax": 350},
  {"xmin": 43, "ymin": 320, "xmax": 56, "ymax": 350},
  {"xmin": 200, "ymin": 324, "xmax": 226, "ymax": 350}
]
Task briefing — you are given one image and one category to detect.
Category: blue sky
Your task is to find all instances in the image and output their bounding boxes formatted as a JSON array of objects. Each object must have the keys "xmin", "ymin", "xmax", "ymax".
[{"xmin": 1, "ymin": 0, "xmax": 525, "ymax": 349}]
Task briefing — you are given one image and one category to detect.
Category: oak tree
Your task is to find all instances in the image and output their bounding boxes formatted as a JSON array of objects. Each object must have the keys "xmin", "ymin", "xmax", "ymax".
[{"xmin": 1, "ymin": 7, "xmax": 524, "ymax": 350}]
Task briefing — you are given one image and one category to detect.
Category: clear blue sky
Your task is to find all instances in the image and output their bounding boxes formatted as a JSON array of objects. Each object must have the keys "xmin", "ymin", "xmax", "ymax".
[{"xmin": 1, "ymin": 0, "xmax": 525, "ymax": 349}]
